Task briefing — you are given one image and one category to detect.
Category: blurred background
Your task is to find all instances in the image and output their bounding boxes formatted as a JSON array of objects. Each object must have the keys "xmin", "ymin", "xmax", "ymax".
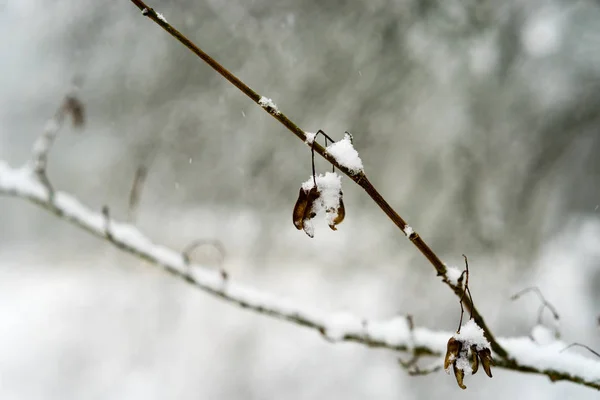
[{"xmin": 0, "ymin": 0, "xmax": 599, "ymax": 398}]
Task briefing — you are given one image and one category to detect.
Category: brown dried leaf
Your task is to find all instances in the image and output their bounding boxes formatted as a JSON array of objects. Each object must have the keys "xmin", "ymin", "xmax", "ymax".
[
  {"xmin": 444, "ymin": 337, "xmax": 462, "ymax": 370},
  {"xmin": 470, "ymin": 345, "xmax": 479, "ymax": 375},
  {"xmin": 478, "ymin": 348, "xmax": 493, "ymax": 378},
  {"xmin": 453, "ymin": 363, "xmax": 467, "ymax": 390},
  {"xmin": 292, "ymin": 188, "xmax": 309, "ymax": 230},
  {"xmin": 328, "ymin": 193, "xmax": 345, "ymax": 230}
]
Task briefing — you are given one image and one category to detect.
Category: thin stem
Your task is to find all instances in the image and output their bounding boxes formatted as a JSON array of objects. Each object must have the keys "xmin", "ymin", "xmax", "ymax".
[
  {"xmin": 561, "ymin": 343, "xmax": 600, "ymax": 359},
  {"xmin": 128, "ymin": 0, "xmax": 507, "ymax": 360},
  {"xmin": 511, "ymin": 287, "xmax": 560, "ymax": 325},
  {"xmin": 456, "ymin": 255, "xmax": 471, "ymax": 332}
]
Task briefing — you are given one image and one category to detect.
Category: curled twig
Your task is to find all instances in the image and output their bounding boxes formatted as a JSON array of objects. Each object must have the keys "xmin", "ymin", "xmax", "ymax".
[
  {"xmin": 561, "ymin": 343, "xmax": 600, "ymax": 359},
  {"xmin": 182, "ymin": 239, "xmax": 228, "ymax": 279},
  {"xmin": 511, "ymin": 287, "xmax": 560, "ymax": 325},
  {"xmin": 128, "ymin": 165, "xmax": 148, "ymax": 222},
  {"xmin": 30, "ymin": 92, "xmax": 85, "ymax": 201}
]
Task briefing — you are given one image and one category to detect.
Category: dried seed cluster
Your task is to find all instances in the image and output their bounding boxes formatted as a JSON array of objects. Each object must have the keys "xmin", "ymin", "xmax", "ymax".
[
  {"xmin": 292, "ymin": 172, "xmax": 345, "ymax": 238},
  {"xmin": 444, "ymin": 320, "xmax": 493, "ymax": 389}
]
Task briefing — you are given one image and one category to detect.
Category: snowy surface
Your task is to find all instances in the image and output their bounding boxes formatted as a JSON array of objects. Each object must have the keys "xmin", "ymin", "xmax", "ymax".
[
  {"xmin": 326, "ymin": 133, "xmax": 364, "ymax": 174},
  {"xmin": 301, "ymin": 172, "xmax": 343, "ymax": 229},
  {"xmin": 305, "ymin": 131, "xmax": 317, "ymax": 145},
  {"xmin": 445, "ymin": 266, "xmax": 464, "ymax": 286},
  {"xmin": 258, "ymin": 96, "xmax": 280, "ymax": 115},
  {"xmin": 454, "ymin": 319, "xmax": 491, "ymax": 351},
  {"xmin": 156, "ymin": 12, "xmax": 167, "ymax": 23}
]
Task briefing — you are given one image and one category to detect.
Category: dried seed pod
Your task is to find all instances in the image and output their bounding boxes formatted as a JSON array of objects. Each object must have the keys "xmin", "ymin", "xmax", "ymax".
[
  {"xmin": 478, "ymin": 348, "xmax": 493, "ymax": 378},
  {"xmin": 303, "ymin": 186, "xmax": 320, "ymax": 221},
  {"xmin": 293, "ymin": 188, "xmax": 309, "ymax": 230},
  {"xmin": 328, "ymin": 192, "xmax": 345, "ymax": 230},
  {"xmin": 453, "ymin": 363, "xmax": 467, "ymax": 390},
  {"xmin": 444, "ymin": 337, "xmax": 462, "ymax": 370},
  {"xmin": 301, "ymin": 187, "xmax": 320, "ymax": 237},
  {"xmin": 470, "ymin": 345, "xmax": 479, "ymax": 375}
]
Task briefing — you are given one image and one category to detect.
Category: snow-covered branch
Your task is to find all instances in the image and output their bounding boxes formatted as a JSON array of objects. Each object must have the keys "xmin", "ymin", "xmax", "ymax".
[
  {"xmin": 0, "ymin": 161, "xmax": 599, "ymax": 390},
  {"xmin": 128, "ymin": 0, "xmax": 506, "ymax": 359}
]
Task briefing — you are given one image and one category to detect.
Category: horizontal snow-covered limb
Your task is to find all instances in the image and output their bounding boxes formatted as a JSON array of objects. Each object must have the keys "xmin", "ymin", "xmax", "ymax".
[{"xmin": 0, "ymin": 160, "xmax": 599, "ymax": 390}]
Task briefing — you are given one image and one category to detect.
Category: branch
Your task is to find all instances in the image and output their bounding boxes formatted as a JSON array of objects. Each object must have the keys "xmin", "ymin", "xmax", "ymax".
[
  {"xmin": 128, "ymin": 0, "xmax": 506, "ymax": 358},
  {"xmin": 0, "ymin": 161, "xmax": 599, "ymax": 389}
]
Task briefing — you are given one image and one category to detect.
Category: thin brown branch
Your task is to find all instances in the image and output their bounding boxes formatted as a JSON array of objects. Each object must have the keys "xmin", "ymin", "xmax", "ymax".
[
  {"xmin": 561, "ymin": 343, "xmax": 600, "ymax": 359},
  {"xmin": 128, "ymin": 0, "xmax": 507, "ymax": 359}
]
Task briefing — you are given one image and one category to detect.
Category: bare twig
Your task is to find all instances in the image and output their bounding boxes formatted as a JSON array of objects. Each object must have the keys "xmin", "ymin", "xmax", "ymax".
[
  {"xmin": 128, "ymin": 0, "xmax": 506, "ymax": 358},
  {"xmin": 511, "ymin": 287, "xmax": 560, "ymax": 325},
  {"xmin": 182, "ymin": 239, "xmax": 228, "ymax": 279},
  {"xmin": 398, "ymin": 353, "xmax": 443, "ymax": 376},
  {"xmin": 561, "ymin": 343, "xmax": 600, "ymax": 359},
  {"xmin": 30, "ymin": 92, "xmax": 85, "ymax": 201},
  {"xmin": 128, "ymin": 165, "xmax": 148, "ymax": 221},
  {"xmin": 102, "ymin": 205, "xmax": 113, "ymax": 241}
]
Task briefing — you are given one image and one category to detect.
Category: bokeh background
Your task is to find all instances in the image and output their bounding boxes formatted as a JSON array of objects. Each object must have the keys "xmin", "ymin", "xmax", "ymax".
[{"xmin": 0, "ymin": 0, "xmax": 599, "ymax": 398}]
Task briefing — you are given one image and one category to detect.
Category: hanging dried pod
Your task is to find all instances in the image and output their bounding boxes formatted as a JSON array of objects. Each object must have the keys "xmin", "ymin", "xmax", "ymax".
[
  {"xmin": 452, "ymin": 363, "xmax": 467, "ymax": 390},
  {"xmin": 469, "ymin": 345, "xmax": 479, "ymax": 375},
  {"xmin": 444, "ymin": 337, "xmax": 462, "ymax": 370},
  {"xmin": 292, "ymin": 188, "xmax": 309, "ymax": 230},
  {"xmin": 302, "ymin": 187, "xmax": 320, "ymax": 237},
  {"xmin": 478, "ymin": 348, "xmax": 493, "ymax": 378},
  {"xmin": 328, "ymin": 191, "xmax": 345, "ymax": 230}
]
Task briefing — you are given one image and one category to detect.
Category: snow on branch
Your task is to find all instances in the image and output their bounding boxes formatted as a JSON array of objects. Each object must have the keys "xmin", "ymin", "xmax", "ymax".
[{"xmin": 1, "ymin": 160, "xmax": 599, "ymax": 390}]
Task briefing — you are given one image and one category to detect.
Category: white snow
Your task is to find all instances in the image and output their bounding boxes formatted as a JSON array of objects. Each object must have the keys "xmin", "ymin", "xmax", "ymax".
[
  {"xmin": 258, "ymin": 96, "xmax": 280, "ymax": 115},
  {"xmin": 326, "ymin": 133, "xmax": 363, "ymax": 174},
  {"xmin": 304, "ymin": 131, "xmax": 317, "ymax": 145},
  {"xmin": 449, "ymin": 320, "xmax": 492, "ymax": 376},
  {"xmin": 366, "ymin": 316, "xmax": 412, "ymax": 348},
  {"xmin": 453, "ymin": 319, "xmax": 490, "ymax": 351},
  {"xmin": 156, "ymin": 12, "xmax": 167, "ymax": 23},
  {"xmin": 325, "ymin": 312, "xmax": 363, "ymax": 341},
  {"xmin": 141, "ymin": 8, "xmax": 149, "ymax": 15},
  {"xmin": 403, "ymin": 224, "xmax": 414, "ymax": 238},
  {"xmin": 445, "ymin": 266, "xmax": 463, "ymax": 287},
  {"xmin": 531, "ymin": 324, "xmax": 557, "ymax": 345},
  {"xmin": 301, "ymin": 172, "xmax": 343, "ymax": 228}
]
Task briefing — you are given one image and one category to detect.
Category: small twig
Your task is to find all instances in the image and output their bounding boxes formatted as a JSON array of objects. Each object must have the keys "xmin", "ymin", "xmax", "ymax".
[
  {"xmin": 30, "ymin": 91, "xmax": 85, "ymax": 202},
  {"xmin": 182, "ymin": 239, "xmax": 228, "ymax": 279},
  {"xmin": 561, "ymin": 343, "xmax": 600, "ymax": 359},
  {"xmin": 310, "ymin": 130, "xmax": 336, "ymax": 185},
  {"xmin": 511, "ymin": 287, "xmax": 560, "ymax": 325},
  {"xmin": 128, "ymin": 165, "xmax": 148, "ymax": 221},
  {"xmin": 102, "ymin": 205, "xmax": 113, "ymax": 240},
  {"xmin": 456, "ymin": 255, "xmax": 473, "ymax": 332}
]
